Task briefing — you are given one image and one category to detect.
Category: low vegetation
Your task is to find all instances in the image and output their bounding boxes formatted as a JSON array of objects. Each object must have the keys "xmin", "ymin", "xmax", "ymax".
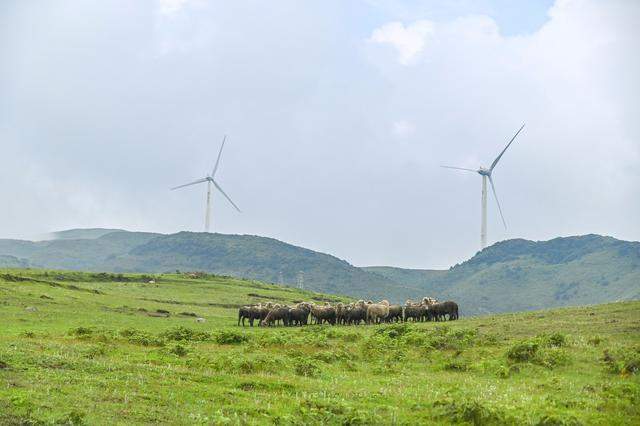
[{"xmin": 0, "ymin": 269, "xmax": 639, "ymax": 424}]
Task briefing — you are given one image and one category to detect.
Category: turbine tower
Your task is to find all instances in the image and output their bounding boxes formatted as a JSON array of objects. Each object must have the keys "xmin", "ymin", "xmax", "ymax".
[
  {"xmin": 171, "ymin": 135, "xmax": 241, "ymax": 232},
  {"xmin": 442, "ymin": 124, "xmax": 525, "ymax": 250}
]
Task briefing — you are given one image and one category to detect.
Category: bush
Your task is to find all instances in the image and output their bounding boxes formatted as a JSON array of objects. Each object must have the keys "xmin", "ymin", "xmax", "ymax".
[
  {"xmin": 537, "ymin": 348, "xmax": 572, "ymax": 369},
  {"xmin": 294, "ymin": 358, "xmax": 321, "ymax": 377},
  {"xmin": 433, "ymin": 398, "xmax": 512, "ymax": 425},
  {"xmin": 374, "ymin": 323, "xmax": 410, "ymax": 339},
  {"xmin": 536, "ymin": 414, "xmax": 582, "ymax": 426},
  {"xmin": 168, "ymin": 343, "xmax": 189, "ymax": 357},
  {"xmin": 69, "ymin": 327, "xmax": 94, "ymax": 337},
  {"xmin": 160, "ymin": 326, "xmax": 211, "ymax": 342},
  {"xmin": 541, "ymin": 332, "xmax": 568, "ymax": 348},
  {"xmin": 602, "ymin": 347, "xmax": 640, "ymax": 375},
  {"xmin": 56, "ymin": 410, "xmax": 86, "ymax": 425},
  {"xmin": 443, "ymin": 359, "xmax": 470, "ymax": 372},
  {"xmin": 213, "ymin": 330, "xmax": 248, "ymax": 345},
  {"xmin": 507, "ymin": 340, "xmax": 540, "ymax": 362},
  {"xmin": 507, "ymin": 336, "xmax": 572, "ymax": 369},
  {"xmin": 119, "ymin": 328, "xmax": 164, "ymax": 346}
]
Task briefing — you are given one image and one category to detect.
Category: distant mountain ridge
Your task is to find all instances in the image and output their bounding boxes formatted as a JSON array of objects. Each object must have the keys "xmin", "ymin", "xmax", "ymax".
[{"xmin": 1, "ymin": 229, "xmax": 639, "ymax": 314}]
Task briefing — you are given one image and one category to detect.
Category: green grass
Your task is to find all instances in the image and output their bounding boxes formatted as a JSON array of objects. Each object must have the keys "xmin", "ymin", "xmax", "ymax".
[{"xmin": 1, "ymin": 269, "xmax": 639, "ymax": 425}]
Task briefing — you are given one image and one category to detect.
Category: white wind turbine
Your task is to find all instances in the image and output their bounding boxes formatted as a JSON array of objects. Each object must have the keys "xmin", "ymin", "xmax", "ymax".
[
  {"xmin": 171, "ymin": 135, "xmax": 241, "ymax": 233},
  {"xmin": 442, "ymin": 124, "xmax": 525, "ymax": 250}
]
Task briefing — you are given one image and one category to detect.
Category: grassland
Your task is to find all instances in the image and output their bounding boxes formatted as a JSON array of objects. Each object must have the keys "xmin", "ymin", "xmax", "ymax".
[{"xmin": 0, "ymin": 269, "xmax": 639, "ymax": 425}]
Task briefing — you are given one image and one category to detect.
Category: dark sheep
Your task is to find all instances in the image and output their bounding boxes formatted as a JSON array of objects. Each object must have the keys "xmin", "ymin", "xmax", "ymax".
[
  {"xmin": 386, "ymin": 305, "xmax": 403, "ymax": 323},
  {"xmin": 288, "ymin": 306, "xmax": 310, "ymax": 326},
  {"xmin": 404, "ymin": 305, "xmax": 425, "ymax": 322},
  {"xmin": 427, "ymin": 301, "xmax": 459, "ymax": 321},
  {"xmin": 261, "ymin": 306, "xmax": 290, "ymax": 327},
  {"xmin": 345, "ymin": 306, "xmax": 366, "ymax": 325}
]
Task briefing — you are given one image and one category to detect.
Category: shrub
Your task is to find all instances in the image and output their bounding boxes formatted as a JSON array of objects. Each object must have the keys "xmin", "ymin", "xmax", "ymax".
[
  {"xmin": 507, "ymin": 336, "xmax": 572, "ymax": 369},
  {"xmin": 443, "ymin": 359, "xmax": 470, "ymax": 372},
  {"xmin": 160, "ymin": 326, "xmax": 211, "ymax": 342},
  {"xmin": 535, "ymin": 414, "xmax": 582, "ymax": 426},
  {"xmin": 374, "ymin": 323, "xmax": 410, "ymax": 339},
  {"xmin": 119, "ymin": 328, "xmax": 164, "ymax": 346},
  {"xmin": 507, "ymin": 340, "xmax": 540, "ymax": 362},
  {"xmin": 602, "ymin": 347, "xmax": 640, "ymax": 375},
  {"xmin": 433, "ymin": 398, "xmax": 512, "ymax": 425},
  {"xmin": 294, "ymin": 359, "xmax": 321, "ymax": 377},
  {"xmin": 69, "ymin": 327, "xmax": 94, "ymax": 337},
  {"xmin": 213, "ymin": 330, "xmax": 248, "ymax": 345},
  {"xmin": 537, "ymin": 348, "xmax": 572, "ymax": 369},
  {"xmin": 541, "ymin": 332, "xmax": 568, "ymax": 348},
  {"xmin": 56, "ymin": 410, "xmax": 86, "ymax": 425},
  {"xmin": 168, "ymin": 343, "xmax": 189, "ymax": 357}
]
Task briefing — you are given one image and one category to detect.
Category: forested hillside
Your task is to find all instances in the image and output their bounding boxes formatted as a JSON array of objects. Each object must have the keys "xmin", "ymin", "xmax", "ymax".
[{"xmin": 1, "ymin": 230, "xmax": 639, "ymax": 314}]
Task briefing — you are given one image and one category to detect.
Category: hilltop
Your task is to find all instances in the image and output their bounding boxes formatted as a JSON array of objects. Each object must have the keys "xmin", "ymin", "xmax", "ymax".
[
  {"xmin": 1, "ymin": 229, "xmax": 639, "ymax": 313},
  {"xmin": 0, "ymin": 270, "xmax": 638, "ymax": 424}
]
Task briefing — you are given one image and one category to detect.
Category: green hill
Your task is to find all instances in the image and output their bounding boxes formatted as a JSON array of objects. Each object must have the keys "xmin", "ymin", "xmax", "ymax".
[
  {"xmin": 365, "ymin": 234, "xmax": 640, "ymax": 315},
  {"xmin": 0, "ymin": 230, "xmax": 409, "ymax": 300},
  {"xmin": 1, "ymin": 230, "xmax": 639, "ymax": 313},
  {"xmin": 0, "ymin": 269, "xmax": 638, "ymax": 424}
]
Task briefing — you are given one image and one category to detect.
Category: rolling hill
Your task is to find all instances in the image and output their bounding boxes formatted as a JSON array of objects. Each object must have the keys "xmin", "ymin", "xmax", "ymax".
[
  {"xmin": 0, "ymin": 229, "xmax": 639, "ymax": 314},
  {"xmin": 365, "ymin": 234, "xmax": 640, "ymax": 315},
  {"xmin": 0, "ymin": 230, "xmax": 410, "ymax": 301}
]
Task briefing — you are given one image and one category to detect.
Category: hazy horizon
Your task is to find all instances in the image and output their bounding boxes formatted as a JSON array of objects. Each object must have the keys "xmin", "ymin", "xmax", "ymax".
[{"xmin": 2, "ymin": 0, "xmax": 639, "ymax": 269}]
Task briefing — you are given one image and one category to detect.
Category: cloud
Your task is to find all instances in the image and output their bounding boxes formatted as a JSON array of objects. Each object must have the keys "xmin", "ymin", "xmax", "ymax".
[
  {"xmin": 158, "ymin": 0, "xmax": 190, "ymax": 16},
  {"xmin": 1, "ymin": 0, "xmax": 638, "ymax": 269},
  {"xmin": 392, "ymin": 120, "xmax": 415, "ymax": 138},
  {"xmin": 369, "ymin": 20, "xmax": 434, "ymax": 65}
]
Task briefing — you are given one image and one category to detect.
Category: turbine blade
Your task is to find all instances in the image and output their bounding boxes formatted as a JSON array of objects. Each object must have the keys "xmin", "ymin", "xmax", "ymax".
[
  {"xmin": 488, "ymin": 175, "xmax": 507, "ymax": 229},
  {"xmin": 212, "ymin": 135, "xmax": 227, "ymax": 177},
  {"xmin": 212, "ymin": 180, "xmax": 241, "ymax": 212},
  {"xmin": 490, "ymin": 123, "xmax": 525, "ymax": 171},
  {"xmin": 440, "ymin": 165, "xmax": 478, "ymax": 173},
  {"xmin": 170, "ymin": 177, "xmax": 208, "ymax": 190}
]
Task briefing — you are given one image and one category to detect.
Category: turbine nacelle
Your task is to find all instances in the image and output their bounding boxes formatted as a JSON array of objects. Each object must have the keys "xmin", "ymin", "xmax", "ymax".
[{"xmin": 477, "ymin": 167, "xmax": 491, "ymax": 176}]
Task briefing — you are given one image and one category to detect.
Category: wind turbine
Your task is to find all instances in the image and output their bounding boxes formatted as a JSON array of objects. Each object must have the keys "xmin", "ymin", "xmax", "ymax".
[
  {"xmin": 171, "ymin": 135, "xmax": 241, "ymax": 233},
  {"xmin": 442, "ymin": 124, "xmax": 525, "ymax": 250}
]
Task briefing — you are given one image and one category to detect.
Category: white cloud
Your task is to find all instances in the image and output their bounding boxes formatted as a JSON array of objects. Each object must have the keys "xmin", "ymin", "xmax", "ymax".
[
  {"xmin": 158, "ymin": 0, "xmax": 189, "ymax": 16},
  {"xmin": 369, "ymin": 20, "xmax": 434, "ymax": 65},
  {"xmin": 392, "ymin": 120, "xmax": 415, "ymax": 138}
]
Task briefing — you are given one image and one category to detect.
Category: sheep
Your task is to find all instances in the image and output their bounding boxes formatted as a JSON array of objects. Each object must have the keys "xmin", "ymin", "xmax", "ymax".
[
  {"xmin": 310, "ymin": 304, "xmax": 336, "ymax": 325},
  {"xmin": 335, "ymin": 302, "xmax": 347, "ymax": 325},
  {"xmin": 386, "ymin": 305, "xmax": 403, "ymax": 323},
  {"xmin": 426, "ymin": 301, "xmax": 459, "ymax": 321},
  {"xmin": 238, "ymin": 306, "xmax": 252, "ymax": 327},
  {"xmin": 345, "ymin": 305, "xmax": 367, "ymax": 325},
  {"xmin": 288, "ymin": 304, "xmax": 310, "ymax": 326},
  {"xmin": 403, "ymin": 304, "xmax": 425, "ymax": 322},
  {"xmin": 366, "ymin": 300, "xmax": 390, "ymax": 324},
  {"xmin": 260, "ymin": 306, "xmax": 290, "ymax": 327}
]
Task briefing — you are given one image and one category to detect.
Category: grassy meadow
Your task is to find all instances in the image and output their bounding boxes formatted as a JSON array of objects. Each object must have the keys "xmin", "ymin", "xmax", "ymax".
[{"xmin": 0, "ymin": 269, "xmax": 639, "ymax": 425}]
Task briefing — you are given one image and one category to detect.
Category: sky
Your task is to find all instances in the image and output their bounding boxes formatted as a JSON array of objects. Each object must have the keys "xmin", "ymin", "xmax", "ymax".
[{"xmin": 1, "ymin": 0, "xmax": 638, "ymax": 269}]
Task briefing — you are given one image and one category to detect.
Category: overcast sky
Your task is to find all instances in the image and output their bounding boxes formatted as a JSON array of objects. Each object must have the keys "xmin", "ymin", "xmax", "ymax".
[{"xmin": 1, "ymin": 0, "xmax": 638, "ymax": 269}]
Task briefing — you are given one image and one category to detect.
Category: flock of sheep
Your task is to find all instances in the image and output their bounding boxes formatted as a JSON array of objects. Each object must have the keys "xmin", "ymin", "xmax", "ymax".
[{"xmin": 238, "ymin": 297, "xmax": 459, "ymax": 327}]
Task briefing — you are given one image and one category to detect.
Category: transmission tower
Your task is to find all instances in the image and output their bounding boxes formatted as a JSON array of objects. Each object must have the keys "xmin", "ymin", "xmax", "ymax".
[{"xmin": 297, "ymin": 271, "xmax": 304, "ymax": 290}]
